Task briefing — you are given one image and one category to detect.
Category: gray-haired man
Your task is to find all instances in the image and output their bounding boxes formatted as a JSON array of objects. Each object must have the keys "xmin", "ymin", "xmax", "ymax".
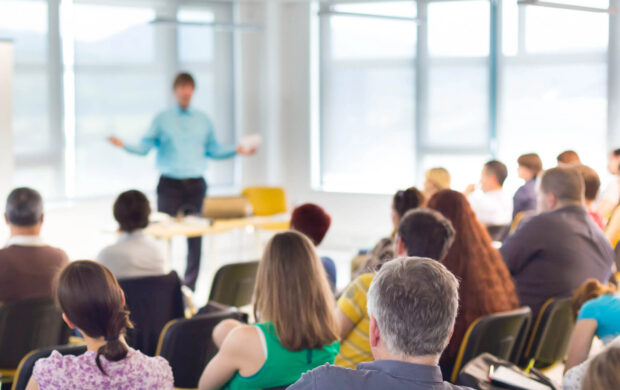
[{"xmin": 289, "ymin": 257, "xmax": 473, "ymax": 390}]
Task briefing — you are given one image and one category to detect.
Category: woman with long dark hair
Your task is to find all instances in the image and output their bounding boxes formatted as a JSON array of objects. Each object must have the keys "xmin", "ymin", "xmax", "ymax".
[
  {"xmin": 26, "ymin": 260, "xmax": 173, "ymax": 390},
  {"xmin": 427, "ymin": 190, "xmax": 519, "ymax": 378}
]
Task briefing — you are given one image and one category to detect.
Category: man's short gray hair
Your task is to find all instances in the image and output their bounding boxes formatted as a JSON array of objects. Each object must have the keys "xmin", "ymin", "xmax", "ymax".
[
  {"xmin": 367, "ymin": 257, "xmax": 459, "ymax": 358},
  {"xmin": 5, "ymin": 187, "xmax": 43, "ymax": 226}
]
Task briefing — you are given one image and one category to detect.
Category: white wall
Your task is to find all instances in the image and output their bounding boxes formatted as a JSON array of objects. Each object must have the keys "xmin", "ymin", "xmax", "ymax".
[{"xmin": 0, "ymin": 41, "xmax": 13, "ymax": 203}]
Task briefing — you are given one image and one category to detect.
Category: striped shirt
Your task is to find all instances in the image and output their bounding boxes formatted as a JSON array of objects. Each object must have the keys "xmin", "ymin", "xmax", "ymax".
[{"xmin": 335, "ymin": 273, "xmax": 374, "ymax": 368}]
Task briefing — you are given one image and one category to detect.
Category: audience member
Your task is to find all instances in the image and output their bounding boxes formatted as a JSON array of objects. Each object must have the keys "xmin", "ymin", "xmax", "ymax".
[
  {"xmin": 557, "ymin": 150, "xmax": 582, "ymax": 166},
  {"xmin": 582, "ymin": 346, "xmax": 620, "ymax": 390},
  {"xmin": 565, "ymin": 278, "xmax": 620, "ymax": 372},
  {"xmin": 427, "ymin": 190, "xmax": 519, "ymax": 377},
  {"xmin": 501, "ymin": 167, "xmax": 614, "ymax": 318},
  {"xmin": 564, "ymin": 336, "xmax": 620, "ymax": 390},
  {"xmin": 26, "ymin": 260, "xmax": 173, "ymax": 389},
  {"xmin": 335, "ymin": 209, "xmax": 455, "ymax": 369},
  {"xmin": 574, "ymin": 165, "xmax": 604, "ymax": 229},
  {"xmin": 96, "ymin": 190, "xmax": 167, "ymax": 279},
  {"xmin": 198, "ymin": 231, "xmax": 339, "ymax": 390},
  {"xmin": 352, "ymin": 187, "xmax": 425, "ymax": 277},
  {"xmin": 606, "ymin": 206, "xmax": 620, "ymax": 248},
  {"xmin": 513, "ymin": 153, "xmax": 542, "ymax": 218},
  {"xmin": 0, "ymin": 187, "xmax": 68, "ymax": 302},
  {"xmin": 424, "ymin": 167, "xmax": 451, "ymax": 199},
  {"xmin": 290, "ymin": 203, "xmax": 337, "ymax": 289},
  {"xmin": 598, "ymin": 148, "xmax": 620, "ymax": 219},
  {"xmin": 465, "ymin": 160, "xmax": 512, "ymax": 226},
  {"xmin": 289, "ymin": 258, "xmax": 471, "ymax": 390}
]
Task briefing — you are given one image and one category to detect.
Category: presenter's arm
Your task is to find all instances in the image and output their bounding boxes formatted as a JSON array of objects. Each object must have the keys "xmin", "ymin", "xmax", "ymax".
[
  {"xmin": 205, "ymin": 120, "xmax": 256, "ymax": 159},
  {"xmin": 108, "ymin": 118, "xmax": 159, "ymax": 156}
]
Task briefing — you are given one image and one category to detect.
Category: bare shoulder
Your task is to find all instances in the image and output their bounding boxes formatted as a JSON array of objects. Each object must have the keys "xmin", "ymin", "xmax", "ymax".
[{"xmin": 221, "ymin": 324, "xmax": 263, "ymax": 356}]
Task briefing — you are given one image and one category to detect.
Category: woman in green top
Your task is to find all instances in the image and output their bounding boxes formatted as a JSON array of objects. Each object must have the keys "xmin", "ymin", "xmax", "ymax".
[{"xmin": 198, "ymin": 231, "xmax": 341, "ymax": 390}]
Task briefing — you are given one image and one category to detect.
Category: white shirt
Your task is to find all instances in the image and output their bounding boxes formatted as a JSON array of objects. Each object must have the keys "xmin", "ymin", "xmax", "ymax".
[
  {"xmin": 467, "ymin": 189, "xmax": 513, "ymax": 226},
  {"xmin": 96, "ymin": 230, "xmax": 167, "ymax": 279},
  {"xmin": 5, "ymin": 235, "xmax": 46, "ymax": 248},
  {"xmin": 599, "ymin": 178, "xmax": 620, "ymax": 206}
]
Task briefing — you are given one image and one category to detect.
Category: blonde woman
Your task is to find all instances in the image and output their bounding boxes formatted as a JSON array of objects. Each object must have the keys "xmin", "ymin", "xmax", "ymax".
[
  {"xmin": 582, "ymin": 346, "xmax": 620, "ymax": 390},
  {"xmin": 424, "ymin": 167, "xmax": 451, "ymax": 199},
  {"xmin": 198, "ymin": 231, "xmax": 340, "ymax": 390}
]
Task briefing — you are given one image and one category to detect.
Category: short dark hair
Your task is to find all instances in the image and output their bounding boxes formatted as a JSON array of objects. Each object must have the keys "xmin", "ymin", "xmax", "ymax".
[
  {"xmin": 113, "ymin": 190, "xmax": 151, "ymax": 232},
  {"xmin": 517, "ymin": 153, "xmax": 543, "ymax": 176},
  {"xmin": 5, "ymin": 187, "xmax": 43, "ymax": 226},
  {"xmin": 613, "ymin": 148, "xmax": 620, "ymax": 157},
  {"xmin": 173, "ymin": 72, "xmax": 195, "ymax": 89},
  {"xmin": 574, "ymin": 165, "xmax": 601, "ymax": 201},
  {"xmin": 557, "ymin": 150, "xmax": 581, "ymax": 165},
  {"xmin": 398, "ymin": 209, "xmax": 455, "ymax": 261},
  {"xmin": 290, "ymin": 203, "xmax": 331, "ymax": 246},
  {"xmin": 484, "ymin": 160, "xmax": 508, "ymax": 186},
  {"xmin": 393, "ymin": 187, "xmax": 425, "ymax": 218},
  {"xmin": 540, "ymin": 167, "xmax": 584, "ymax": 203}
]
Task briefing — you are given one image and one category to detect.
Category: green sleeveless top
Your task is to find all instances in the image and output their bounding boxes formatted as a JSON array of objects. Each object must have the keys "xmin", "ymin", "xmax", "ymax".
[{"xmin": 221, "ymin": 322, "xmax": 340, "ymax": 390}]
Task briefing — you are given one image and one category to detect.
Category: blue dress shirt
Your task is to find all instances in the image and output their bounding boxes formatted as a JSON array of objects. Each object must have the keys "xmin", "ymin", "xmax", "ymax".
[{"xmin": 124, "ymin": 106, "xmax": 237, "ymax": 179}]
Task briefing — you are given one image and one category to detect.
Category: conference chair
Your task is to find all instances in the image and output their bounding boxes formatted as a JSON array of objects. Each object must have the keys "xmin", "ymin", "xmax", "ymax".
[
  {"xmin": 0, "ymin": 297, "xmax": 70, "ymax": 382},
  {"xmin": 119, "ymin": 272, "xmax": 185, "ymax": 356},
  {"xmin": 208, "ymin": 261, "xmax": 259, "ymax": 307},
  {"xmin": 520, "ymin": 298, "xmax": 575, "ymax": 370},
  {"xmin": 156, "ymin": 310, "xmax": 248, "ymax": 390},
  {"xmin": 486, "ymin": 224, "xmax": 511, "ymax": 242},
  {"xmin": 241, "ymin": 187, "xmax": 290, "ymax": 230},
  {"xmin": 451, "ymin": 307, "xmax": 532, "ymax": 383},
  {"xmin": 11, "ymin": 344, "xmax": 87, "ymax": 390}
]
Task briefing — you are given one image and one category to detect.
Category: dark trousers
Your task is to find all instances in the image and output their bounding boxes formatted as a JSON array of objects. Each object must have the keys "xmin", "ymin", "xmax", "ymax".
[{"xmin": 157, "ymin": 176, "xmax": 207, "ymax": 291}]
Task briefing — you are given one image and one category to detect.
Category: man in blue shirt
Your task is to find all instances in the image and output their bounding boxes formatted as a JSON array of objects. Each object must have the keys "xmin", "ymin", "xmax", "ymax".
[
  {"xmin": 289, "ymin": 257, "xmax": 472, "ymax": 390},
  {"xmin": 109, "ymin": 73, "xmax": 254, "ymax": 290}
]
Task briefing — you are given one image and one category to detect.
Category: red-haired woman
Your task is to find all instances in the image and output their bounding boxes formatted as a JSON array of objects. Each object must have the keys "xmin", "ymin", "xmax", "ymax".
[{"xmin": 427, "ymin": 190, "xmax": 520, "ymax": 378}]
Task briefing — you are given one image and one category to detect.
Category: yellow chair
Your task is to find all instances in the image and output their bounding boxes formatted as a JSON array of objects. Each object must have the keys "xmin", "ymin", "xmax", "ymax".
[{"xmin": 241, "ymin": 187, "xmax": 290, "ymax": 230}]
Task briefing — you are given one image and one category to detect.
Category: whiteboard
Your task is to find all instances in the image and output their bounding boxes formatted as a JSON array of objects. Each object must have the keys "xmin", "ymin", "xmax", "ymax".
[{"xmin": 0, "ymin": 41, "xmax": 12, "ymax": 201}]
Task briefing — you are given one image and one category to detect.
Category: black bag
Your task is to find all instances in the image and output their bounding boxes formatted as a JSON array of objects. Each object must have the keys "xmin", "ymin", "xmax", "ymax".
[{"xmin": 457, "ymin": 353, "xmax": 557, "ymax": 390}]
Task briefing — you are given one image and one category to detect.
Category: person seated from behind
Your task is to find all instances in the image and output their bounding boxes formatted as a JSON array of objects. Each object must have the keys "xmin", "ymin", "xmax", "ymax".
[
  {"xmin": 335, "ymin": 209, "xmax": 455, "ymax": 369},
  {"xmin": 289, "ymin": 257, "xmax": 471, "ymax": 390},
  {"xmin": 0, "ymin": 187, "xmax": 68, "ymax": 302},
  {"xmin": 352, "ymin": 187, "xmax": 425, "ymax": 278},
  {"xmin": 565, "ymin": 278, "xmax": 620, "ymax": 373},
  {"xmin": 513, "ymin": 153, "xmax": 543, "ymax": 219},
  {"xmin": 582, "ymin": 346, "xmax": 620, "ymax": 390},
  {"xmin": 427, "ymin": 189, "xmax": 520, "ymax": 378},
  {"xmin": 557, "ymin": 150, "xmax": 582, "ymax": 167},
  {"xmin": 464, "ymin": 160, "xmax": 512, "ymax": 226},
  {"xmin": 423, "ymin": 167, "xmax": 451, "ymax": 199},
  {"xmin": 501, "ymin": 167, "xmax": 614, "ymax": 319},
  {"xmin": 597, "ymin": 148, "xmax": 620, "ymax": 220},
  {"xmin": 574, "ymin": 165, "xmax": 604, "ymax": 229},
  {"xmin": 290, "ymin": 203, "xmax": 337, "ymax": 290},
  {"xmin": 198, "ymin": 231, "xmax": 339, "ymax": 390},
  {"xmin": 26, "ymin": 261, "xmax": 173, "ymax": 390},
  {"xmin": 96, "ymin": 190, "xmax": 167, "ymax": 279}
]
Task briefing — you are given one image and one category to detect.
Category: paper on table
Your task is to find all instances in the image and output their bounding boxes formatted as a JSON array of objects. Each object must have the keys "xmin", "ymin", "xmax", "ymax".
[
  {"xmin": 239, "ymin": 134, "xmax": 262, "ymax": 151},
  {"xmin": 490, "ymin": 366, "xmax": 552, "ymax": 390}
]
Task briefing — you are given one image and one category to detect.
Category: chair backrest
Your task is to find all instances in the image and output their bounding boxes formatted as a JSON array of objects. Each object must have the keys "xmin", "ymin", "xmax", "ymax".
[
  {"xmin": 208, "ymin": 261, "xmax": 259, "ymax": 307},
  {"xmin": 241, "ymin": 187, "xmax": 287, "ymax": 216},
  {"xmin": 156, "ymin": 310, "xmax": 248, "ymax": 389},
  {"xmin": 119, "ymin": 272, "xmax": 185, "ymax": 356},
  {"xmin": 522, "ymin": 298, "xmax": 575, "ymax": 366},
  {"xmin": 486, "ymin": 224, "xmax": 511, "ymax": 242},
  {"xmin": 451, "ymin": 307, "xmax": 532, "ymax": 382},
  {"xmin": 11, "ymin": 344, "xmax": 87, "ymax": 390},
  {"xmin": 0, "ymin": 297, "xmax": 70, "ymax": 370}
]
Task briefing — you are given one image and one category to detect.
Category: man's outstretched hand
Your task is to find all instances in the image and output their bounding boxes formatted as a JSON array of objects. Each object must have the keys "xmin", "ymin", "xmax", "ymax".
[
  {"xmin": 236, "ymin": 146, "xmax": 257, "ymax": 156},
  {"xmin": 108, "ymin": 136, "xmax": 124, "ymax": 148}
]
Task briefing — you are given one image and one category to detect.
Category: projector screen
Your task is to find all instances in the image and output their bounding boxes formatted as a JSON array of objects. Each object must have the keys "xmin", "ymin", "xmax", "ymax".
[{"xmin": 0, "ymin": 41, "xmax": 13, "ymax": 200}]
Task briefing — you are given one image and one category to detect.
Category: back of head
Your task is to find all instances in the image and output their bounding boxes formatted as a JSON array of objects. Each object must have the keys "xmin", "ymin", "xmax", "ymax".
[
  {"xmin": 557, "ymin": 150, "xmax": 581, "ymax": 166},
  {"xmin": 583, "ymin": 346, "xmax": 620, "ymax": 390},
  {"xmin": 517, "ymin": 153, "xmax": 543, "ymax": 176},
  {"xmin": 113, "ymin": 190, "xmax": 151, "ymax": 233},
  {"xmin": 397, "ymin": 209, "xmax": 455, "ymax": 261},
  {"xmin": 367, "ymin": 257, "xmax": 459, "ymax": 358},
  {"xmin": 254, "ymin": 231, "xmax": 338, "ymax": 350},
  {"xmin": 5, "ymin": 187, "xmax": 43, "ymax": 226},
  {"xmin": 573, "ymin": 165, "xmax": 601, "ymax": 202},
  {"xmin": 572, "ymin": 278, "xmax": 616, "ymax": 319},
  {"xmin": 290, "ymin": 203, "xmax": 331, "ymax": 246},
  {"xmin": 425, "ymin": 168, "xmax": 451, "ymax": 190},
  {"xmin": 56, "ymin": 260, "xmax": 132, "ymax": 374},
  {"xmin": 484, "ymin": 160, "xmax": 508, "ymax": 187},
  {"xmin": 392, "ymin": 187, "xmax": 425, "ymax": 218},
  {"xmin": 539, "ymin": 167, "xmax": 585, "ymax": 204}
]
